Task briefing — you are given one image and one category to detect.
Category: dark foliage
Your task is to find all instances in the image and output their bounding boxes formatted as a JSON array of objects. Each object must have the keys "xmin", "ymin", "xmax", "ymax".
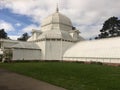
[
  {"xmin": 0, "ymin": 29, "xmax": 8, "ymax": 39},
  {"xmin": 95, "ymin": 16, "xmax": 120, "ymax": 39},
  {"xmin": 17, "ymin": 32, "xmax": 30, "ymax": 41}
]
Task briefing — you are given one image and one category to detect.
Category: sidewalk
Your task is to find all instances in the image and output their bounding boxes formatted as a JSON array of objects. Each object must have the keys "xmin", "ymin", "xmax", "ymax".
[{"xmin": 0, "ymin": 69, "xmax": 66, "ymax": 90}]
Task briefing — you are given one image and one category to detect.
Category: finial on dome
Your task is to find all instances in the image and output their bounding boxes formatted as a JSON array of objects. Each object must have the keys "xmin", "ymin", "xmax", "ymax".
[{"xmin": 56, "ymin": 3, "xmax": 59, "ymax": 12}]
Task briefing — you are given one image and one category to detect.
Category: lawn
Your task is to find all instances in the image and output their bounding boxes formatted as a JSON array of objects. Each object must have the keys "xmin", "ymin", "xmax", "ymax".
[{"xmin": 0, "ymin": 62, "xmax": 120, "ymax": 90}]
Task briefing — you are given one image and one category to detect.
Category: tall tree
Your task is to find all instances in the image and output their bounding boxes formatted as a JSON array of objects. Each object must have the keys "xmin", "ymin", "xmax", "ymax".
[
  {"xmin": 0, "ymin": 29, "xmax": 8, "ymax": 39},
  {"xmin": 95, "ymin": 16, "xmax": 120, "ymax": 39},
  {"xmin": 17, "ymin": 32, "xmax": 30, "ymax": 41}
]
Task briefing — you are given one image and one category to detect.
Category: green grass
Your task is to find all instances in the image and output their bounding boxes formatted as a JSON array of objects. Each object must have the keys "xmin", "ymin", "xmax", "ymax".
[{"xmin": 0, "ymin": 62, "xmax": 120, "ymax": 90}]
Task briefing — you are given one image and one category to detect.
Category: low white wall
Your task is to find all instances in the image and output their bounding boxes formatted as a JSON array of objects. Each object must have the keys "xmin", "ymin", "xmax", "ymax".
[
  {"xmin": 12, "ymin": 48, "xmax": 41, "ymax": 60},
  {"xmin": 63, "ymin": 57, "xmax": 120, "ymax": 63}
]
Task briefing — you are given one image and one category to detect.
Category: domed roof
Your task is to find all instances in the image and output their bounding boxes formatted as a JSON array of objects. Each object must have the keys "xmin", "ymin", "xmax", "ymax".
[
  {"xmin": 28, "ymin": 9, "xmax": 84, "ymax": 42},
  {"xmin": 41, "ymin": 10, "xmax": 73, "ymax": 32},
  {"xmin": 41, "ymin": 12, "xmax": 72, "ymax": 27}
]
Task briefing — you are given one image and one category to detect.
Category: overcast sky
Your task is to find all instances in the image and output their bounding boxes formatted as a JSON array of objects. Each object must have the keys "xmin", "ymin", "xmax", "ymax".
[{"xmin": 0, "ymin": 0, "xmax": 120, "ymax": 40}]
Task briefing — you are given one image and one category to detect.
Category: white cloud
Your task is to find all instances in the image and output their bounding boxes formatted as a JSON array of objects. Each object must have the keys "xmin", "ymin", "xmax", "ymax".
[
  {"xmin": 9, "ymin": 35, "xmax": 20, "ymax": 40},
  {"xmin": 15, "ymin": 23, "xmax": 21, "ymax": 27},
  {"xmin": 21, "ymin": 24, "xmax": 40, "ymax": 33},
  {"xmin": 0, "ymin": 0, "xmax": 57, "ymax": 24},
  {"xmin": 79, "ymin": 25, "xmax": 101, "ymax": 39},
  {"xmin": 0, "ymin": 20, "xmax": 15, "ymax": 32},
  {"xmin": 9, "ymin": 24, "xmax": 40, "ymax": 40},
  {"xmin": 1, "ymin": 0, "xmax": 120, "ymax": 39}
]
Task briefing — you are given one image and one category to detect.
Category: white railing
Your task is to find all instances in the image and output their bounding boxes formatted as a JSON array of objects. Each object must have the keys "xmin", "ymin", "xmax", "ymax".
[{"xmin": 63, "ymin": 57, "xmax": 120, "ymax": 63}]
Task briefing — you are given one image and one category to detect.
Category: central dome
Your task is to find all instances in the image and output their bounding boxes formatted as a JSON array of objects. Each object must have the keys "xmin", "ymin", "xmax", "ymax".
[{"xmin": 41, "ymin": 11, "xmax": 73, "ymax": 31}]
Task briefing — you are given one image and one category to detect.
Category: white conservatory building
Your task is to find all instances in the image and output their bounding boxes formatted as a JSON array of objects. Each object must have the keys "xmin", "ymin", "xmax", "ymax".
[{"xmin": 0, "ymin": 8, "xmax": 120, "ymax": 64}]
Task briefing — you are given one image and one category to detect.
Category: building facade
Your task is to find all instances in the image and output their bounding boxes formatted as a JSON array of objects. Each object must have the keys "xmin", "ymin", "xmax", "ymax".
[
  {"xmin": 0, "ymin": 9, "xmax": 84, "ymax": 62},
  {"xmin": 0, "ymin": 9, "xmax": 120, "ymax": 64}
]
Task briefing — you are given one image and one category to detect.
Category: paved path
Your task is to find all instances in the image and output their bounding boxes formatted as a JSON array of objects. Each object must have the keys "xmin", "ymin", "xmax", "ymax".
[{"xmin": 0, "ymin": 69, "xmax": 66, "ymax": 90}]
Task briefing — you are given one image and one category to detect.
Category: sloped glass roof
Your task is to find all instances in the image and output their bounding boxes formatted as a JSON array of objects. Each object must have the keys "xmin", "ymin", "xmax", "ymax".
[
  {"xmin": 64, "ymin": 37, "xmax": 120, "ymax": 58},
  {"xmin": 12, "ymin": 42, "xmax": 40, "ymax": 49}
]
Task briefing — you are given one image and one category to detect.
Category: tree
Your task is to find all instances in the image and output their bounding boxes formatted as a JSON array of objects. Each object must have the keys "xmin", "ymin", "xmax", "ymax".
[
  {"xmin": 17, "ymin": 33, "xmax": 30, "ymax": 41},
  {"xmin": 0, "ymin": 29, "xmax": 8, "ymax": 39},
  {"xmin": 95, "ymin": 16, "xmax": 120, "ymax": 39}
]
